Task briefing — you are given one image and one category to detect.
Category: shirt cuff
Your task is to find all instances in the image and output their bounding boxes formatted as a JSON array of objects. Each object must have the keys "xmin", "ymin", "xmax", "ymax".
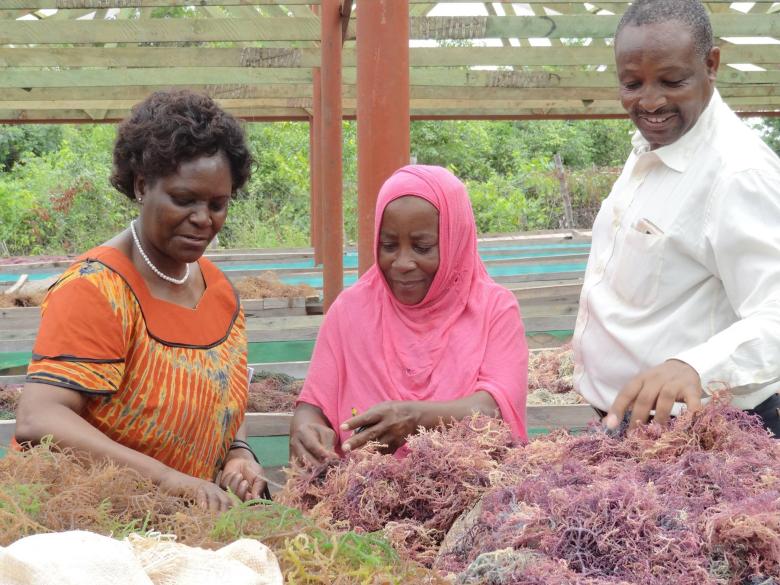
[{"xmin": 670, "ymin": 345, "xmax": 727, "ymax": 396}]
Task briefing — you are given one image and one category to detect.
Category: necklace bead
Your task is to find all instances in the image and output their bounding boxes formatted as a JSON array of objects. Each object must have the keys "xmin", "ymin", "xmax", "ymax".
[{"xmin": 130, "ymin": 220, "xmax": 190, "ymax": 285}]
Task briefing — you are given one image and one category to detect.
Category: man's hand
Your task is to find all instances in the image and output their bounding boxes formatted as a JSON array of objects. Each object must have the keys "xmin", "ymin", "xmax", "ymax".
[
  {"xmin": 606, "ymin": 359, "xmax": 703, "ymax": 430},
  {"xmin": 218, "ymin": 456, "xmax": 267, "ymax": 502},
  {"xmin": 340, "ymin": 401, "xmax": 425, "ymax": 454}
]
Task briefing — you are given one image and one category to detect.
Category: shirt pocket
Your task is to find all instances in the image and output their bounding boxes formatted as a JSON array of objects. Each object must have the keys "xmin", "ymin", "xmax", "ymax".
[{"xmin": 610, "ymin": 227, "xmax": 666, "ymax": 306}]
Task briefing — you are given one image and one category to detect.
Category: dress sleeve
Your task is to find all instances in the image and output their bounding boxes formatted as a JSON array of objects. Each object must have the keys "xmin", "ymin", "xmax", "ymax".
[
  {"xmin": 296, "ymin": 304, "xmax": 342, "ymax": 430},
  {"xmin": 475, "ymin": 290, "xmax": 529, "ymax": 441},
  {"xmin": 26, "ymin": 272, "xmax": 127, "ymax": 395},
  {"xmin": 673, "ymin": 168, "xmax": 780, "ymax": 397}
]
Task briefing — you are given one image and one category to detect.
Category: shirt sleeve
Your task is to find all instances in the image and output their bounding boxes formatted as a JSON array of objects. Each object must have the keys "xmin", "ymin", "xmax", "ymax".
[
  {"xmin": 27, "ymin": 273, "xmax": 127, "ymax": 394},
  {"xmin": 475, "ymin": 290, "xmax": 529, "ymax": 441},
  {"xmin": 673, "ymin": 168, "xmax": 780, "ymax": 396}
]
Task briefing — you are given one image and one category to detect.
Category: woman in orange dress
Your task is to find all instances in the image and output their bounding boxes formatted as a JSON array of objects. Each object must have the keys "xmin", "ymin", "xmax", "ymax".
[{"xmin": 15, "ymin": 90, "xmax": 264, "ymax": 510}]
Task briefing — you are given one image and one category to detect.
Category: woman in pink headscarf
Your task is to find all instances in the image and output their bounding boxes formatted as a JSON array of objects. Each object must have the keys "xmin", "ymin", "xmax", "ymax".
[{"xmin": 291, "ymin": 165, "xmax": 528, "ymax": 464}]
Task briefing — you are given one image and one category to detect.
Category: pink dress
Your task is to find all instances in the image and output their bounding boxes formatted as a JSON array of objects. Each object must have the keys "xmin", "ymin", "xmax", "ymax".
[{"xmin": 298, "ymin": 165, "xmax": 529, "ymax": 446}]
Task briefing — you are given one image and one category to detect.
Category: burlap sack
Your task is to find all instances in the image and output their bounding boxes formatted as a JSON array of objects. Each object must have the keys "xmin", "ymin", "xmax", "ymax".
[
  {"xmin": 0, "ymin": 530, "xmax": 283, "ymax": 585},
  {"xmin": 0, "ymin": 530, "xmax": 153, "ymax": 585},
  {"xmin": 129, "ymin": 533, "xmax": 284, "ymax": 585}
]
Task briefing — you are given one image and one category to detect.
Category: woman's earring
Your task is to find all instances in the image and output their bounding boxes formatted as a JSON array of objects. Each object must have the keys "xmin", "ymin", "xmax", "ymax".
[{"xmin": 137, "ymin": 197, "xmax": 143, "ymax": 204}]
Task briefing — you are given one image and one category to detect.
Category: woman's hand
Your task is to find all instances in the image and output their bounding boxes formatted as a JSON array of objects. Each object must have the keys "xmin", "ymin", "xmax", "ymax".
[
  {"xmin": 290, "ymin": 403, "xmax": 339, "ymax": 466},
  {"xmin": 158, "ymin": 468, "xmax": 234, "ymax": 512},
  {"xmin": 218, "ymin": 456, "xmax": 268, "ymax": 502},
  {"xmin": 340, "ymin": 400, "xmax": 426, "ymax": 454}
]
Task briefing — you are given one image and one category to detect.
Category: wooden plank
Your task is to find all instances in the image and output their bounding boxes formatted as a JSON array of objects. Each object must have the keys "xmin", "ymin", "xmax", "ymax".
[
  {"xmin": 482, "ymin": 252, "xmax": 589, "ymax": 266},
  {"xmin": 0, "ymin": 98, "xmax": 318, "ymax": 111},
  {"xmin": 406, "ymin": 96, "xmax": 780, "ymax": 110},
  {"xmin": 520, "ymin": 302, "xmax": 579, "ymax": 318},
  {"xmin": 0, "ymin": 68, "xmax": 312, "ymax": 89},
  {"xmin": 242, "ymin": 406, "xmax": 596, "ymax": 437},
  {"xmin": 512, "ymin": 282, "xmax": 582, "ymax": 300},
  {"xmin": 526, "ymin": 332, "xmax": 571, "ymax": 349},
  {"xmin": 0, "ymin": 374, "xmax": 26, "ymax": 384},
  {"xmin": 409, "ymin": 2, "xmax": 435, "ymax": 17},
  {"xmin": 1, "ymin": 15, "xmax": 774, "ymax": 46},
  {"xmin": 0, "ymin": 98, "xmax": 772, "ymax": 120},
  {"xmin": 0, "ymin": 85, "xmax": 314, "ymax": 102},
  {"xmin": 16, "ymin": 42, "xmax": 779, "ymax": 69},
  {"xmin": 0, "ymin": 107, "xmax": 311, "ymax": 122},
  {"xmin": 0, "ymin": 0, "xmax": 759, "ymax": 6},
  {"xmin": 406, "ymin": 0, "xmax": 765, "ymax": 3},
  {"xmin": 251, "ymin": 360, "xmax": 309, "ymax": 379},
  {"xmin": 4, "ymin": 1, "xmax": 320, "ymax": 6},
  {"xmin": 0, "ymin": 103, "xmax": 693, "ymax": 121},
  {"xmin": 405, "ymin": 68, "xmax": 780, "ymax": 88},
  {"xmin": 394, "ymin": 45, "xmax": 780, "ymax": 67},
  {"xmin": 408, "ymin": 15, "xmax": 780, "ymax": 40},
  {"xmin": 0, "ymin": 17, "xmax": 326, "ymax": 44},
  {"xmin": 1, "ymin": 82, "xmax": 777, "ymax": 106},
  {"xmin": 0, "ymin": 68, "xmax": 601, "ymax": 91},
  {"xmin": 526, "ymin": 404, "xmax": 595, "ymax": 430},
  {"xmin": 12, "ymin": 65, "xmax": 780, "ymax": 94},
  {"xmin": 492, "ymin": 270, "xmax": 585, "ymax": 285},
  {"xmin": 244, "ymin": 412, "xmax": 292, "ymax": 436},
  {"xmin": 0, "ymin": 47, "xmax": 321, "ymax": 68}
]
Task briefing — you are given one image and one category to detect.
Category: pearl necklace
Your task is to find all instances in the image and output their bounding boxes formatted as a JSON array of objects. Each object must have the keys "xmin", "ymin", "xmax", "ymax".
[{"xmin": 130, "ymin": 220, "xmax": 190, "ymax": 285}]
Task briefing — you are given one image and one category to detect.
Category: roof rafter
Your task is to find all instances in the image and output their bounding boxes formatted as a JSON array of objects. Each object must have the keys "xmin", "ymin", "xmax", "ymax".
[{"xmin": 0, "ymin": 2, "xmax": 778, "ymax": 122}]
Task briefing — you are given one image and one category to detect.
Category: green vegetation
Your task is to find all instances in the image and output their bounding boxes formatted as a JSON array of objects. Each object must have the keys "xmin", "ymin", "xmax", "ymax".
[{"xmin": 1, "ymin": 117, "xmax": 635, "ymax": 255}]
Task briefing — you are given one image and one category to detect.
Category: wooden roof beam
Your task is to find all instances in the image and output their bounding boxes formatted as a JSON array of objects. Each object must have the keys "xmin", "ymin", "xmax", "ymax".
[
  {"xmin": 340, "ymin": 0, "xmax": 352, "ymax": 45},
  {"xmin": 0, "ymin": 44, "xmax": 776, "ymax": 68},
  {"xmin": 0, "ymin": 17, "xmax": 327, "ymax": 44},
  {"xmin": 2, "ymin": 65, "xmax": 779, "ymax": 89},
  {"xmin": 3, "ymin": 1, "xmax": 319, "ymax": 7},
  {"xmin": 1, "ymin": 15, "xmax": 774, "ymax": 45},
  {"xmin": 3, "ymin": 82, "xmax": 778, "ymax": 104}
]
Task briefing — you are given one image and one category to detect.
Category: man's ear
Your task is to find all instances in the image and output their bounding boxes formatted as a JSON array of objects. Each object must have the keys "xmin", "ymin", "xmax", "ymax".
[{"xmin": 705, "ymin": 46, "xmax": 720, "ymax": 81}]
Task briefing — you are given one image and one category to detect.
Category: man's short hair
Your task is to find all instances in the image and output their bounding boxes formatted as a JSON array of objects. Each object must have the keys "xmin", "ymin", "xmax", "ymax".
[{"xmin": 616, "ymin": 0, "xmax": 714, "ymax": 58}]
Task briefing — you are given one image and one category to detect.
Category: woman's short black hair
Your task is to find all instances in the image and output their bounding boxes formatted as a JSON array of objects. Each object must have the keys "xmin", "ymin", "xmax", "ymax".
[{"xmin": 111, "ymin": 89, "xmax": 252, "ymax": 200}]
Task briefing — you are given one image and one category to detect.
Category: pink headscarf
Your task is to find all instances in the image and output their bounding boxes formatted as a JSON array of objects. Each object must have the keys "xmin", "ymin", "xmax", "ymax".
[{"xmin": 298, "ymin": 165, "xmax": 528, "ymax": 443}]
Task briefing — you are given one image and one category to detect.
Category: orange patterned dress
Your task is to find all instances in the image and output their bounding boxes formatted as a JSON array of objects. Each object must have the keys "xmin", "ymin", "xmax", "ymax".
[{"xmin": 25, "ymin": 246, "xmax": 248, "ymax": 480}]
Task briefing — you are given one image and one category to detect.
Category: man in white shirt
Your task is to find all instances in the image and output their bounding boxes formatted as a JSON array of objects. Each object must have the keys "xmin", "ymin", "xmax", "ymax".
[{"xmin": 573, "ymin": 0, "xmax": 780, "ymax": 436}]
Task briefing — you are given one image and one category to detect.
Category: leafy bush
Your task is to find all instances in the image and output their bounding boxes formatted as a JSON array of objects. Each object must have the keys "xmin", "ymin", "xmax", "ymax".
[{"xmin": 0, "ymin": 119, "xmax": 628, "ymax": 256}]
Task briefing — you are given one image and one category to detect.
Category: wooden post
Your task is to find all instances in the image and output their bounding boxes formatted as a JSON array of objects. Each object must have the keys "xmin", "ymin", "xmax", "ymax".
[
  {"xmin": 356, "ymin": 0, "xmax": 410, "ymax": 275},
  {"xmin": 554, "ymin": 153, "xmax": 575, "ymax": 230},
  {"xmin": 321, "ymin": 0, "xmax": 344, "ymax": 310},
  {"xmin": 311, "ymin": 68, "xmax": 323, "ymax": 266}
]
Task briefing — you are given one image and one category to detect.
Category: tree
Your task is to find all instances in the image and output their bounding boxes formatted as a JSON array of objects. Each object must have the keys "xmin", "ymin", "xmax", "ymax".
[
  {"xmin": 0, "ymin": 125, "xmax": 63, "ymax": 172},
  {"xmin": 755, "ymin": 117, "xmax": 780, "ymax": 155}
]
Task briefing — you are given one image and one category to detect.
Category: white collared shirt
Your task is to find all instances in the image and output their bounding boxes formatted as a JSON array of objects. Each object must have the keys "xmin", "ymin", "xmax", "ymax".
[{"xmin": 573, "ymin": 90, "xmax": 780, "ymax": 412}]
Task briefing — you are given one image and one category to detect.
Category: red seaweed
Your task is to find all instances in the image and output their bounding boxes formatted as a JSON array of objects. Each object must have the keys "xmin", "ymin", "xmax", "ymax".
[{"xmin": 280, "ymin": 397, "xmax": 780, "ymax": 583}]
